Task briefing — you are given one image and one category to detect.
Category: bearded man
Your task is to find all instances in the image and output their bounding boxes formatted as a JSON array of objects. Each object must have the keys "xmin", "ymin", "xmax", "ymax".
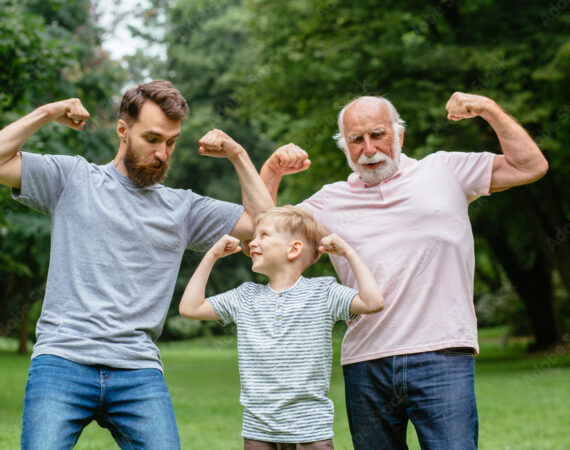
[
  {"xmin": 260, "ymin": 92, "xmax": 548, "ymax": 449},
  {"xmin": 0, "ymin": 80, "xmax": 272, "ymax": 449}
]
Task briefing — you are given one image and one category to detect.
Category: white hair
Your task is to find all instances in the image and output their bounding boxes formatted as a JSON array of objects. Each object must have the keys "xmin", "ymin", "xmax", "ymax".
[{"xmin": 333, "ymin": 96, "xmax": 406, "ymax": 153}]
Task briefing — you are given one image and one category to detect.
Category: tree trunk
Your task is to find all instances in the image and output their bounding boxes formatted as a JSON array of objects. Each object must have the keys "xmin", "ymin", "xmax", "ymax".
[
  {"xmin": 485, "ymin": 228, "xmax": 562, "ymax": 350},
  {"xmin": 517, "ymin": 174, "xmax": 570, "ymax": 292}
]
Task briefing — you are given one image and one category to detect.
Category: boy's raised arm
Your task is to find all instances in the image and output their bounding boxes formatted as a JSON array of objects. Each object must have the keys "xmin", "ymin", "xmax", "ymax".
[
  {"xmin": 179, "ymin": 235, "xmax": 242, "ymax": 320},
  {"xmin": 320, "ymin": 234, "xmax": 384, "ymax": 315}
]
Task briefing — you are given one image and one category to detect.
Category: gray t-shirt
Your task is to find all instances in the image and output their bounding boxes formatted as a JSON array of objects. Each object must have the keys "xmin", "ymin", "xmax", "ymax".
[
  {"xmin": 13, "ymin": 152, "xmax": 244, "ymax": 371},
  {"xmin": 210, "ymin": 276, "xmax": 356, "ymax": 443}
]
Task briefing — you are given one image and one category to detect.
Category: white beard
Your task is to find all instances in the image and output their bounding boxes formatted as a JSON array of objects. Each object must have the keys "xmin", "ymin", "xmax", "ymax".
[{"xmin": 347, "ymin": 142, "xmax": 401, "ymax": 185}]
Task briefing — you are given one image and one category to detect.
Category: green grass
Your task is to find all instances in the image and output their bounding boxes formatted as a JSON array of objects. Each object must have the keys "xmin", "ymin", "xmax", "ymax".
[{"xmin": 0, "ymin": 327, "xmax": 568, "ymax": 449}]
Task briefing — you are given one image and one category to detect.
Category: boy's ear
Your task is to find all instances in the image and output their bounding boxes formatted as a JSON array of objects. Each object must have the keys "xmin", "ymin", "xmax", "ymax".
[{"xmin": 287, "ymin": 240, "xmax": 304, "ymax": 262}]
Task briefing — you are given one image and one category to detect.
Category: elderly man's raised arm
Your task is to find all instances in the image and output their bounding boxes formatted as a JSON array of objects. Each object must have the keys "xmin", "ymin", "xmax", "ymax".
[
  {"xmin": 0, "ymin": 99, "xmax": 90, "ymax": 189},
  {"xmin": 259, "ymin": 144, "xmax": 311, "ymax": 203},
  {"xmin": 446, "ymin": 92, "xmax": 548, "ymax": 193}
]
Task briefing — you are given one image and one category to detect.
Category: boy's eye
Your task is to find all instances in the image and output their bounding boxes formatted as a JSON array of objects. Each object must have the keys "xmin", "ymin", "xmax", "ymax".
[{"xmin": 147, "ymin": 137, "xmax": 159, "ymax": 143}]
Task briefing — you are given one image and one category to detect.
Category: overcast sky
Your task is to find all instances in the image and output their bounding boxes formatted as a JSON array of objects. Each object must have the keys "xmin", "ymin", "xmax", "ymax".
[{"xmin": 95, "ymin": 0, "xmax": 152, "ymax": 60}]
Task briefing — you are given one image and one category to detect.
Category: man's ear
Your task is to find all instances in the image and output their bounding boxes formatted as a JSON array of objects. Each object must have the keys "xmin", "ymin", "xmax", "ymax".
[
  {"xmin": 117, "ymin": 119, "xmax": 128, "ymax": 142},
  {"xmin": 400, "ymin": 129, "xmax": 405, "ymax": 147},
  {"xmin": 287, "ymin": 240, "xmax": 304, "ymax": 262}
]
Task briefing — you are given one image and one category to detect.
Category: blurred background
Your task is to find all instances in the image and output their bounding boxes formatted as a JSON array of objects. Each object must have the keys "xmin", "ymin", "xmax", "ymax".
[
  {"xmin": 1, "ymin": 1, "xmax": 569, "ymax": 448},
  {"xmin": 1, "ymin": 0, "xmax": 568, "ymax": 353}
]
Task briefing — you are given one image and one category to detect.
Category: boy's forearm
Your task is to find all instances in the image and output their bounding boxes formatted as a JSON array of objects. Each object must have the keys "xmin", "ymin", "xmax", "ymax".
[
  {"xmin": 179, "ymin": 253, "xmax": 218, "ymax": 317},
  {"xmin": 345, "ymin": 249, "xmax": 384, "ymax": 311}
]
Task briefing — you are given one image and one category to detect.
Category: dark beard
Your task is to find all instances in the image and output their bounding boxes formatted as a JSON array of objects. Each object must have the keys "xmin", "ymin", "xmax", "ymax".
[{"xmin": 123, "ymin": 142, "xmax": 169, "ymax": 187}]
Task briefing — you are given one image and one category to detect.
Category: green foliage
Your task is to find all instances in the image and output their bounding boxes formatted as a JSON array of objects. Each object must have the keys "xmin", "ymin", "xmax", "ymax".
[{"xmin": 0, "ymin": 0, "xmax": 126, "ymax": 342}]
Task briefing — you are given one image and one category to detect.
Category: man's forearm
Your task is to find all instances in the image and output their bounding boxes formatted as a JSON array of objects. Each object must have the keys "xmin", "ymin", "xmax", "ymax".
[
  {"xmin": 230, "ymin": 150, "xmax": 274, "ymax": 217},
  {"xmin": 260, "ymin": 163, "xmax": 282, "ymax": 204}
]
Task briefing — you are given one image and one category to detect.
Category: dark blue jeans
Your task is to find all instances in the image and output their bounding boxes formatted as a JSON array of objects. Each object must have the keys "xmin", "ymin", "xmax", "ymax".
[
  {"xmin": 343, "ymin": 350, "xmax": 478, "ymax": 450},
  {"xmin": 21, "ymin": 354, "xmax": 180, "ymax": 449}
]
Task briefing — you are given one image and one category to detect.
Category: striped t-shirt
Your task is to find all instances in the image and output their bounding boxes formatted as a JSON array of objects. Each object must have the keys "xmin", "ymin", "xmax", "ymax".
[{"xmin": 209, "ymin": 276, "xmax": 357, "ymax": 443}]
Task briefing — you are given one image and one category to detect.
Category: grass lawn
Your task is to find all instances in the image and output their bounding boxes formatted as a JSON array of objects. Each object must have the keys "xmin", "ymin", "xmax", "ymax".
[{"xmin": 0, "ymin": 327, "xmax": 568, "ymax": 449}]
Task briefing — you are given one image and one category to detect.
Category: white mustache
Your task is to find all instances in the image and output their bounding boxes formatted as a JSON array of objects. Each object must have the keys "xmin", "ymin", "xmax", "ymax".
[{"xmin": 357, "ymin": 152, "xmax": 391, "ymax": 165}]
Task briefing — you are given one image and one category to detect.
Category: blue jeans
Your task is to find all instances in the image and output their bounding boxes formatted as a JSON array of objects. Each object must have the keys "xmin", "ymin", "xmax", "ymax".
[
  {"xmin": 343, "ymin": 350, "xmax": 478, "ymax": 450},
  {"xmin": 21, "ymin": 354, "xmax": 180, "ymax": 449}
]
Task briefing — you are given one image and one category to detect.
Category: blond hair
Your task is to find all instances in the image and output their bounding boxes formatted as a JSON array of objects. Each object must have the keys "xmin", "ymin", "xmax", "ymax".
[{"xmin": 255, "ymin": 205, "xmax": 329, "ymax": 266}]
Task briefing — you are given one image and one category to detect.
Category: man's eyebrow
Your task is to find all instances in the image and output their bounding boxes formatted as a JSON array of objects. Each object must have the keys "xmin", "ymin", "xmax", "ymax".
[{"xmin": 141, "ymin": 130, "xmax": 181, "ymax": 139}]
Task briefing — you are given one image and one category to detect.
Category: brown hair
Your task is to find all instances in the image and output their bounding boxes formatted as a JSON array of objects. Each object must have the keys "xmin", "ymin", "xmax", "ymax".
[
  {"xmin": 255, "ymin": 205, "xmax": 329, "ymax": 266},
  {"xmin": 119, "ymin": 80, "xmax": 189, "ymax": 123}
]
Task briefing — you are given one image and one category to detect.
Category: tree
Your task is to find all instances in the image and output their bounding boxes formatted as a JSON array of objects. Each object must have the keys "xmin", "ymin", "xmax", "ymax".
[{"xmin": 0, "ymin": 0, "xmax": 126, "ymax": 352}]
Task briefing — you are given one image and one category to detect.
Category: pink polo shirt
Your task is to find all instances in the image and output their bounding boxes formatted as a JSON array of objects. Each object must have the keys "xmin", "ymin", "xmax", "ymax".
[{"xmin": 299, "ymin": 151, "xmax": 495, "ymax": 365}]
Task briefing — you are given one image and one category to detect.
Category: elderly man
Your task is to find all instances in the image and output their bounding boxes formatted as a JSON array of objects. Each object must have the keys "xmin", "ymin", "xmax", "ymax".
[
  {"xmin": 0, "ymin": 80, "xmax": 272, "ymax": 449},
  {"xmin": 260, "ymin": 92, "xmax": 548, "ymax": 449}
]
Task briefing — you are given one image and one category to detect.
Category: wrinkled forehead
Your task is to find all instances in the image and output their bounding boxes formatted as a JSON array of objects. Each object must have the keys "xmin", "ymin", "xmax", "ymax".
[{"xmin": 343, "ymin": 98, "xmax": 392, "ymax": 132}]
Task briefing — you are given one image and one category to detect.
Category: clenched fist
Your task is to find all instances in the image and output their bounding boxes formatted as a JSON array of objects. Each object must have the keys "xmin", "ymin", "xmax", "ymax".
[{"xmin": 446, "ymin": 92, "xmax": 494, "ymax": 121}]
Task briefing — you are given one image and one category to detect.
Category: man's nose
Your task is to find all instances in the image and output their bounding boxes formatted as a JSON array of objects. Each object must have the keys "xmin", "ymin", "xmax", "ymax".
[
  {"xmin": 363, "ymin": 136, "xmax": 376, "ymax": 157},
  {"xmin": 155, "ymin": 145, "xmax": 168, "ymax": 162}
]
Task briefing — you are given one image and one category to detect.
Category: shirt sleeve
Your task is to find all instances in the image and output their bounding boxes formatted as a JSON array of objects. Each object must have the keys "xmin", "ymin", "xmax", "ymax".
[
  {"xmin": 430, "ymin": 151, "xmax": 495, "ymax": 203},
  {"xmin": 12, "ymin": 152, "xmax": 81, "ymax": 215},
  {"xmin": 185, "ymin": 193, "xmax": 245, "ymax": 251},
  {"xmin": 208, "ymin": 283, "xmax": 249, "ymax": 326},
  {"xmin": 325, "ymin": 277, "xmax": 358, "ymax": 322},
  {"xmin": 297, "ymin": 190, "xmax": 324, "ymax": 216}
]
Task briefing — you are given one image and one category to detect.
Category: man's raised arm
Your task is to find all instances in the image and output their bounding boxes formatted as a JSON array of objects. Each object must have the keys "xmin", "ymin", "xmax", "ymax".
[
  {"xmin": 0, "ymin": 99, "xmax": 90, "ymax": 189},
  {"xmin": 446, "ymin": 92, "xmax": 548, "ymax": 193},
  {"xmin": 197, "ymin": 129, "xmax": 274, "ymax": 239}
]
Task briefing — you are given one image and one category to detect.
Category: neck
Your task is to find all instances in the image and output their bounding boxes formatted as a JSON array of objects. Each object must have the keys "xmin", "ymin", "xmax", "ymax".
[
  {"xmin": 113, "ymin": 146, "xmax": 128, "ymax": 177},
  {"xmin": 267, "ymin": 267, "xmax": 303, "ymax": 292}
]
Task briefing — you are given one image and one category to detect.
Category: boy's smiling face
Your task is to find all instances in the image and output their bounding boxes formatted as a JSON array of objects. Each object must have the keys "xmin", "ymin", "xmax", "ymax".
[{"xmin": 249, "ymin": 219, "xmax": 294, "ymax": 276}]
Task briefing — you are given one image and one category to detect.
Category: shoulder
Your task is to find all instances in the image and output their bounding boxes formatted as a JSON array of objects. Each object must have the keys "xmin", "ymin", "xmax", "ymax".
[
  {"xmin": 227, "ymin": 281, "xmax": 268, "ymax": 298},
  {"xmin": 21, "ymin": 151, "xmax": 85, "ymax": 167},
  {"xmin": 299, "ymin": 180, "xmax": 350, "ymax": 210},
  {"xmin": 421, "ymin": 150, "xmax": 493, "ymax": 166},
  {"xmin": 297, "ymin": 276, "xmax": 338, "ymax": 291}
]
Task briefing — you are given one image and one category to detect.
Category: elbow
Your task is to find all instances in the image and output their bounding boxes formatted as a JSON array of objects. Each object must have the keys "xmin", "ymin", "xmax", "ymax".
[
  {"xmin": 372, "ymin": 299, "xmax": 384, "ymax": 314},
  {"xmin": 536, "ymin": 156, "xmax": 549, "ymax": 179},
  {"xmin": 179, "ymin": 304, "xmax": 193, "ymax": 319},
  {"xmin": 526, "ymin": 157, "xmax": 549, "ymax": 185},
  {"xmin": 367, "ymin": 295, "xmax": 385, "ymax": 314},
  {"xmin": 528, "ymin": 152, "xmax": 549, "ymax": 182}
]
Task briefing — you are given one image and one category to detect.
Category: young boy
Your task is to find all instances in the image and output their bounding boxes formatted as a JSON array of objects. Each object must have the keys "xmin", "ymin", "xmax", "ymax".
[{"xmin": 179, "ymin": 205, "xmax": 383, "ymax": 449}]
